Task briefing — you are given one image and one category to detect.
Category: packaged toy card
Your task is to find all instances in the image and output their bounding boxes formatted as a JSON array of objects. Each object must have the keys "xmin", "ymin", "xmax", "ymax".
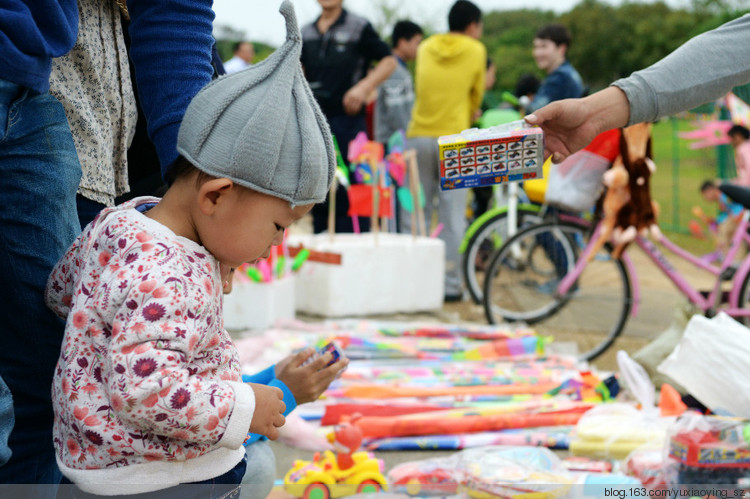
[
  {"xmin": 438, "ymin": 120, "xmax": 544, "ymax": 191},
  {"xmin": 301, "ymin": 340, "xmax": 345, "ymax": 368}
]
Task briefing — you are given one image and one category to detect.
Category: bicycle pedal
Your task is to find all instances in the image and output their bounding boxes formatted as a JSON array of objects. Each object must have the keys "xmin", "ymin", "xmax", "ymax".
[{"xmin": 720, "ymin": 265, "xmax": 737, "ymax": 281}]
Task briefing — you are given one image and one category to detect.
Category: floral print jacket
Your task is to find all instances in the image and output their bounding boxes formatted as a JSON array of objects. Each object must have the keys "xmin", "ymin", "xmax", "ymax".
[{"xmin": 45, "ymin": 197, "xmax": 253, "ymax": 494}]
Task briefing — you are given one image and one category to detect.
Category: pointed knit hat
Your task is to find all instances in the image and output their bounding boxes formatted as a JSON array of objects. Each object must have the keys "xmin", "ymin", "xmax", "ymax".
[{"xmin": 176, "ymin": 0, "xmax": 335, "ymax": 206}]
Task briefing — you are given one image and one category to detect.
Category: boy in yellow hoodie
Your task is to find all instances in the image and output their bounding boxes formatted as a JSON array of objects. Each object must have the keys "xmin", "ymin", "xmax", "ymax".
[{"xmin": 402, "ymin": 0, "xmax": 486, "ymax": 301}]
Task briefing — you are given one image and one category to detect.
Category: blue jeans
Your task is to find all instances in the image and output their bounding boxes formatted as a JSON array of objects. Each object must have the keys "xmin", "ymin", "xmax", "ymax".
[
  {"xmin": 0, "ymin": 79, "xmax": 81, "ymax": 490},
  {"xmin": 58, "ymin": 455, "xmax": 247, "ymax": 499},
  {"xmin": 0, "ymin": 373, "xmax": 13, "ymax": 467}
]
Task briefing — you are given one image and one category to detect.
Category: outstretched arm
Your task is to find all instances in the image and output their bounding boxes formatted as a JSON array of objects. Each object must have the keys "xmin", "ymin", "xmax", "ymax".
[
  {"xmin": 526, "ymin": 14, "xmax": 750, "ymax": 162},
  {"xmin": 525, "ymin": 86, "xmax": 630, "ymax": 163}
]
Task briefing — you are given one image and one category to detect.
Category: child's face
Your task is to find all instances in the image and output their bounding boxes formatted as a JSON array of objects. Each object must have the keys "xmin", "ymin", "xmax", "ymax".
[
  {"xmin": 200, "ymin": 185, "xmax": 312, "ymax": 269},
  {"xmin": 398, "ymin": 34, "xmax": 423, "ymax": 62},
  {"xmin": 702, "ymin": 187, "xmax": 719, "ymax": 203}
]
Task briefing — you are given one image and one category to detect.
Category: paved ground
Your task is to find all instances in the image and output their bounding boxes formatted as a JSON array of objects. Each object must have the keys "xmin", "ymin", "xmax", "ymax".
[{"xmin": 241, "ymin": 241, "xmax": 722, "ymax": 486}]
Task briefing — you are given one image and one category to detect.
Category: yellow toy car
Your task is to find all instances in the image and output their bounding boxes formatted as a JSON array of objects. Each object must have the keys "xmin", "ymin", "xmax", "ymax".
[{"xmin": 284, "ymin": 449, "xmax": 387, "ymax": 499}]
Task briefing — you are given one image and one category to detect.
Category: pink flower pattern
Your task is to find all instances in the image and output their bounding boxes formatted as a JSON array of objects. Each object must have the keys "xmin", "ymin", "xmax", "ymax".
[{"xmin": 45, "ymin": 198, "xmax": 242, "ymax": 470}]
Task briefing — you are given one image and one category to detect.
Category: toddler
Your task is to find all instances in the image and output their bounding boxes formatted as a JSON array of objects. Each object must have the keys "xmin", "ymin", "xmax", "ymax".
[
  {"xmin": 699, "ymin": 179, "xmax": 745, "ymax": 258},
  {"xmin": 45, "ymin": 1, "xmax": 337, "ymax": 497}
]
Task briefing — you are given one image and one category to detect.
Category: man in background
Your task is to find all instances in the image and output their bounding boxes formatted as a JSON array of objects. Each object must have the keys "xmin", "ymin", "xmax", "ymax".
[
  {"xmin": 224, "ymin": 40, "xmax": 254, "ymax": 74},
  {"xmin": 402, "ymin": 0, "xmax": 486, "ymax": 302},
  {"xmin": 301, "ymin": 0, "xmax": 397, "ymax": 234},
  {"xmin": 529, "ymin": 24, "xmax": 584, "ymax": 111}
]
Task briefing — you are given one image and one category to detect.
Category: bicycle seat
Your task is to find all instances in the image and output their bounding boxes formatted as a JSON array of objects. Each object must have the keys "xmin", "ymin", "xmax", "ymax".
[{"xmin": 719, "ymin": 183, "xmax": 750, "ymax": 210}]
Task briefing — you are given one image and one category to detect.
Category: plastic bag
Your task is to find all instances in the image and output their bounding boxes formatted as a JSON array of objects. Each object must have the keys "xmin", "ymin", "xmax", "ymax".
[
  {"xmin": 569, "ymin": 403, "xmax": 670, "ymax": 460},
  {"xmin": 544, "ymin": 150, "xmax": 609, "ymax": 212},
  {"xmin": 663, "ymin": 411, "xmax": 750, "ymax": 486},
  {"xmin": 658, "ymin": 312, "xmax": 750, "ymax": 416}
]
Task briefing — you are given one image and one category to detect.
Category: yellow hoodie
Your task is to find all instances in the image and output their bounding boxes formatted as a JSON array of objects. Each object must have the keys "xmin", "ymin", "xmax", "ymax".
[{"xmin": 407, "ymin": 33, "xmax": 486, "ymax": 138}]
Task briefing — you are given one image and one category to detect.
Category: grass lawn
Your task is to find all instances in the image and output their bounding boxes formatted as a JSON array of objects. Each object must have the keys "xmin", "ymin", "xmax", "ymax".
[{"xmin": 650, "ymin": 117, "xmax": 734, "ymax": 256}]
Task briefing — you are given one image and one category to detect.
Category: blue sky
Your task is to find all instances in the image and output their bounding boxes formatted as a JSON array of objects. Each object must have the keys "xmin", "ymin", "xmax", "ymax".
[{"xmin": 212, "ymin": 0, "xmax": 692, "ymax": 47}]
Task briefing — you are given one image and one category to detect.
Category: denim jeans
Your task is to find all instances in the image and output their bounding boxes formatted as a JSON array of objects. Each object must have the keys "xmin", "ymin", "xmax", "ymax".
[
  {"xmin": 0, "ymin": 373, "xmax": 13, "ymax": 467},
  {"xmin": 0, "ymin": 79, "xmax": 81, "ymax": 491}
]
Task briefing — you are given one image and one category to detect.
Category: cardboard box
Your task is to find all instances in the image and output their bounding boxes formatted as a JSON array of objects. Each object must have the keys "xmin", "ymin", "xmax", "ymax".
[
  {"xmin": 289, "ymin": 233, "xmax": 445, "ymax": 317},
  {"xmin": 439, "ymin": 121, "xmax": 544, "ymax": 191},
  {"xmin": 223, "ymin": 275, "xmax": 295, "ymax": 331}
]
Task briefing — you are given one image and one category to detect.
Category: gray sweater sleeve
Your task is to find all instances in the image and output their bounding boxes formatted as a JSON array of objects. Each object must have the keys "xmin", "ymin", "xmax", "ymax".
[{"xmin": 612, "ymin": 14, "xmax": 750, "ymax": 125}]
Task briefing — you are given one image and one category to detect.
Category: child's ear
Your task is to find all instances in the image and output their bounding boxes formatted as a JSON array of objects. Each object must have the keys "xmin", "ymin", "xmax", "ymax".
[{"xmin": 197, "ymin": 178, "xmax": 234, "ymax": 215}]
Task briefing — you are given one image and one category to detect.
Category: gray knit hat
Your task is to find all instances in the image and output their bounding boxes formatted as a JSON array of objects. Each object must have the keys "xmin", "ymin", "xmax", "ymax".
[{"xmin": 176, "ymin": 0, "xmax": 335, "ymax": 206}]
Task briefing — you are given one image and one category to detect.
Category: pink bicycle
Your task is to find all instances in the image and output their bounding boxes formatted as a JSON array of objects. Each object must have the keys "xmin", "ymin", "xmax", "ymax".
[{"xmin": 483, "ymin": 183, "xmax": 750, "ymax": 361}]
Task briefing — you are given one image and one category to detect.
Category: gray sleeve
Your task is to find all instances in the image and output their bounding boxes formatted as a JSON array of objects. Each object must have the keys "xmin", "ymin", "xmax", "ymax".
[{"xmin": 612, "ymin": 14, "xmax": 750, "ymax": 125}]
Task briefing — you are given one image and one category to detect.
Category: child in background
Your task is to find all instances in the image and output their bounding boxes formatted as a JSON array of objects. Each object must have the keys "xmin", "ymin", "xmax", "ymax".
[
  {"xmin": 45, "ymin": 2, "xmax": 341, "ymax": 497},
  {"xmin": 699, "ymin": 179, "xmax": 745, "ymax": 259}
]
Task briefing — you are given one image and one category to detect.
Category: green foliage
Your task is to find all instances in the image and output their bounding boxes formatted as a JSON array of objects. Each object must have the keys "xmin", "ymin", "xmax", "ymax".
[{"xmin": 480, "ymin": 0, "xmax": 750, "ymax": 93}]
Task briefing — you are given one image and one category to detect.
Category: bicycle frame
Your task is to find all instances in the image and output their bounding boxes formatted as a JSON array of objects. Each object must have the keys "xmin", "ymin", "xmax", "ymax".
[{"xmin": 557, "ymin": 211, "xmax": 750, "ymax": 319}]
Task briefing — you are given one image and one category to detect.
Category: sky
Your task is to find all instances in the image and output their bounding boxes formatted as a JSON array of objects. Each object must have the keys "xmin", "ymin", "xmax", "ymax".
[{"xmin": 212, "ymin": 0, "xmax": 692, "ymax": 47}]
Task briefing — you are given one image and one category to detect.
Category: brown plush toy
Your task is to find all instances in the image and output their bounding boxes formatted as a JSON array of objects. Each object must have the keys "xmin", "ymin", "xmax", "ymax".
[
  {"xmin": 612, "ymin": 122, "xmax": 659, "ymax": 258},
  {"xmin": 589, "ymin": 122, "xmax": 659, "ymax": 260},
  {"xmin": 587, "ymin": 161, "xmax": 630, "ymax": 261}
]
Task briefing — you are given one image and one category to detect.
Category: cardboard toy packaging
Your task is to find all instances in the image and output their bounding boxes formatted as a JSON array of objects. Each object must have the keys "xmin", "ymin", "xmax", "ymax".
[{"xmin": 439, "ymin": 120, "xmax": 544, "ymax": 191}]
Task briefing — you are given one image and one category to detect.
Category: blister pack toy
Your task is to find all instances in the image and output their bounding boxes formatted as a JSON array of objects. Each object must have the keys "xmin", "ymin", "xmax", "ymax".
[
  {"xmin": 438, "ymin": 120, "xmax": 544, "ymax": 191},
  {"xmin": 666, "ymin": 411, "xmax": 750, "ymax": 486}
]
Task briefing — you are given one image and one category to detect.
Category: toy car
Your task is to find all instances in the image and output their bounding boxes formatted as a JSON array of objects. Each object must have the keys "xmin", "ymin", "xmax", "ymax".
[
  {"xmin": 284, "ymin": 450, "xmax": 387, "ymax": 499},
  {"xmin": 388, "ymin": 459, "xmax": 459, "ymax": 496}
]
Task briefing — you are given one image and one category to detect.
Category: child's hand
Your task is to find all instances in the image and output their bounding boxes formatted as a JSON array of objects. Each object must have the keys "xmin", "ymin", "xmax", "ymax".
[
  {"xmin": 276, "ymin": 348, "xmax": 349, "ymax": 405},
  {"xmin": 248, "ymin": 383, "xmax": 286, "ymax": 440}
]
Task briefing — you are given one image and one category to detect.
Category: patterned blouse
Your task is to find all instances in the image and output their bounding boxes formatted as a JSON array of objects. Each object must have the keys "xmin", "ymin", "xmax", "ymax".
[
  {"xmin": 45, "ymin": 197, "xmax": 253, "ymax": 494},
  {"xmin": 50, "ymin": 0, "xmax": 137, "ymax": 207}
]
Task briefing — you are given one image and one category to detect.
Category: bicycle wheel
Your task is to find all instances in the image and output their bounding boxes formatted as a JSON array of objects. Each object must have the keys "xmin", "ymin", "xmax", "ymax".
[
  {"xmin": 462, "ymin": 207, "xmax": 541, "ymax": 304},
  {"xmin": 483, "ymin": 220, "xmax": 633, "ymax": 361}
]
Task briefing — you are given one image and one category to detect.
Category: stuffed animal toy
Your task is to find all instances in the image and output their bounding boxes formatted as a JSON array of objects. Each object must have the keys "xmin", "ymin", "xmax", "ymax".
[
  {"xmin": 590, "ymin": 123, "xmax": 659, "ymax": 260},
  {"xmin": 588, "ymin": 161, "xmax": 631, "ymax": 261},
  {"xmin": 613, "ymin": 122, "xmax": 660, "ymax": 257}
]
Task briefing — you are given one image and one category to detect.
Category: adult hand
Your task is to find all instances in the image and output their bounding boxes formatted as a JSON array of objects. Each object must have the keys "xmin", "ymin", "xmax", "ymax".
[
  {"xmin": 525, "ymin": 86, "xmax": 630, "ymax": 163},
  {"xmin": 342, "ymin": 85, "xmax": 368, "ymax": 116}
]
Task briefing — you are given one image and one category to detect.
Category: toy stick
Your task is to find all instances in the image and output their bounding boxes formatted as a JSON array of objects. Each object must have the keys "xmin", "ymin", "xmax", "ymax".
[
  {"xmin": 370, "ymin": 159, "xmax": 379, "ymax": 246},
  {"xmin": 328, "ymin": 176, "xmax": 337, "ymax": 241},
  {"xmin": 291, "ymin": 248, "xmax": 310, "ymax": 271},
  {"xmin": 258, "ymin": 259, "xmax": 272, "ymax": 282},
  {"xmin": 413, "ymin": 159, "xmax": 426, "ymax": 237},
  {"xmin": 380, "ymin": 161, "xmax": 388, "ymax": 233},
  {"xmin": 246, "ymin": 266, "xmax": 263, "ymax": 283},
  {"xmin": 405, "ymin": 149, "xmax": 426, "ymax": 236},
  {"xmin": 404, "ymin": 149, "xmax": 418, "ymax": 239}
]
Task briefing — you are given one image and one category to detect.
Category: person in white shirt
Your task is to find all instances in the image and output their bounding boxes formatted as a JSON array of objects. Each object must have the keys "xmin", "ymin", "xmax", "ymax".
[{"xmin": 224, "ymin": 41, "xmax": 254, "ymax": 74}]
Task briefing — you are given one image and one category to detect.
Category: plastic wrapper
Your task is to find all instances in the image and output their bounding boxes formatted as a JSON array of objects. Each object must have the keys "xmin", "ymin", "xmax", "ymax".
[
  {"xmin": 664, "ymin": 411, "xmax": 750, "ymax": 487},
  {"xmin": 569, "ymin": 403, "xmax": 669, "ymax": 460},
  {"xmin": 438, "ymin": 120, "xmax": 543, "ymax": 191}
]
